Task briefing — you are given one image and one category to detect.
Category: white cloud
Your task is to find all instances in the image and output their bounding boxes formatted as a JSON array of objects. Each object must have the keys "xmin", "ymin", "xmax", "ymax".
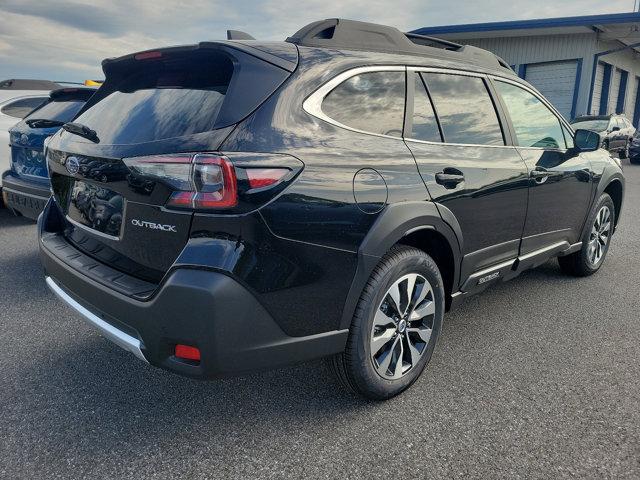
[{"xmin": 0, "ymin": 0, "xmax": 634, "ymax": 81}]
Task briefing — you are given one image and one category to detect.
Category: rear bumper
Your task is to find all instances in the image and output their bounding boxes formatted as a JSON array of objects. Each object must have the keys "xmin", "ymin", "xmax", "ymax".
[
  {"xmin": 39, "ymin": 212, "xmax": 348, "ymax": 378},
  {"xmin": 1, "ymin": 171, "xmax": 50, "ymax": 220}
]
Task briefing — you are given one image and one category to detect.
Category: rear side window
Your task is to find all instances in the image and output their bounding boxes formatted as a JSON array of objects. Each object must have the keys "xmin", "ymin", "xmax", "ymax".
[
  {"xmin": 1, "ymin": 97, "xmax": 47, "ymax": 118},
  {"xmin": 421, "ymin": 73, "xmax": 504, "ymax": 146},
  {"xmin": 322, "ymin": 71, "xmax": 405, "ymax": 137},
  {"xmin": 495, "ymin": 81, "xmax": 566, "ymax": 149},
  {"xmin": 73, "ymin": 53, "xmax": 234, "ymax": 144},
  {"xmin": 410, "ymin": 75, "xmax": 441, "ymax": 142},
  {"xmin": 25, "ymin": 98, "xmax": 86, "ymax": 123}
]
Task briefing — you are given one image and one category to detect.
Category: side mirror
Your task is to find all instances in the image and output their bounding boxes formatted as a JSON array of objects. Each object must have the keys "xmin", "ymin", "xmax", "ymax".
[{"xmin": 574, "ymin": 129, "xmax": 601, "ymax": 152}]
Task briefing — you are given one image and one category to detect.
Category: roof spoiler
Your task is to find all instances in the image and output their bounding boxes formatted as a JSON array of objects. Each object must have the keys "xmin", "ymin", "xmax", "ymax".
[{"xmin": 0, "ymin": 78, "xmax": 62, "ymax": 90}]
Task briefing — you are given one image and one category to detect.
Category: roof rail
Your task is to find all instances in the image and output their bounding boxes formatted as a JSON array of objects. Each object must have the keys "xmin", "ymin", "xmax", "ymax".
[{"xmin": 286, "ymin": 19, "xmax": 513, "ymax": 72}]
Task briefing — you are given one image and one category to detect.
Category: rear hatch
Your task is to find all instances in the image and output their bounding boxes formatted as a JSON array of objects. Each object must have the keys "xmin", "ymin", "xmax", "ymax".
[
  {"xmin": 46, "ymin": 42, "xmax": 297, "ymax": 283},
  {"xmin": 9, "ymin": 88, "xmax": 94, "ymax": 182}
]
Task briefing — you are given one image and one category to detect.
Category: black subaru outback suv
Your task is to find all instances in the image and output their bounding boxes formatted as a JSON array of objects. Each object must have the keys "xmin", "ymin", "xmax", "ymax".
[{"xmin": 39, "ymin": 19, "xmax": 624, "ymax": 399}]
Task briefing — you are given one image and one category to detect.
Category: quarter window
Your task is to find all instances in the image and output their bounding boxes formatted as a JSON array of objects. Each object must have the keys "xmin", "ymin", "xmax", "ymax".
[
  {"xmin": 321, "ymin": 71, "xmax": 405, "ymax": 137},
  {"xmin": 421, "ymin": 73, "xmax": 504, "ymax": 146},
  {"xmin": 495, "ymin": 81, "xmax": 566, "ymax": 149},
  {"xmin": 410, "ymin": 75, "xmax": 442, "ymax": 142}
]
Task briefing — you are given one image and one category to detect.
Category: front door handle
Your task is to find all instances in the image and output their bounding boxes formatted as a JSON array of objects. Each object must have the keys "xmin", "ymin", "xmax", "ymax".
[{"xmin": 435, "ymin": 168, "xmax": 464, "ymax": 189}]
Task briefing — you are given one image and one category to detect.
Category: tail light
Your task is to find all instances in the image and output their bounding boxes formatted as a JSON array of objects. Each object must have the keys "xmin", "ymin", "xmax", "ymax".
[{"xmin": 123, "ymin": 153, "xmax": 292, "ymax": 211}]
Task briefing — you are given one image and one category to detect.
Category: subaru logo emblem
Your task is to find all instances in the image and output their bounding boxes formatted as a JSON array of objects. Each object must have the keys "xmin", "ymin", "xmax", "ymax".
[
  {"xmin": 66, "ymin": 156, "xmax": 80, "ymax": 175},
  {"xmin": 19, "ymin": 134, "xmax": 28, "ymax": 146}
]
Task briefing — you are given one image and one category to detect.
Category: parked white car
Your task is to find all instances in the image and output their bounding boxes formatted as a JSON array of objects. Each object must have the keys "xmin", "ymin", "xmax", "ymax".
[{"xmin": 0, "ymin": 80, "xmax": 59, "ymax": 180}]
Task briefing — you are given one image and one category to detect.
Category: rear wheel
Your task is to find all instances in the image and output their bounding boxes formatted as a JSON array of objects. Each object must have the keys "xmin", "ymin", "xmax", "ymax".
[
  {"xmin": 332, "ymin": 246, "xmax": 444, "ymax": 400},
  {"xmin": 558, "ymin": 193, "xmax": 614, "ymax": 276}
]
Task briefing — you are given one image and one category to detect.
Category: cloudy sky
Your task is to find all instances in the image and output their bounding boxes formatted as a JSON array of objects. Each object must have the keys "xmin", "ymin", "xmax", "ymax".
[{"xmin": 0, "ymin": 0, "xmax": 636, "ymax": 82}]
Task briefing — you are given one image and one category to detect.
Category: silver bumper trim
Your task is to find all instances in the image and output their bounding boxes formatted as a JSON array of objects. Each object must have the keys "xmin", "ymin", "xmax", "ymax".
[{"xmin": 45, "ymin": 276, "xmax": 148, "ymax": 363}]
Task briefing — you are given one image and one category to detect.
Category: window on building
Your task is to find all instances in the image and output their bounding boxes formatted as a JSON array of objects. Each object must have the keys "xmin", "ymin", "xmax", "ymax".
[
  {"xmin": 322, "ymin": 71, "xmax": 405, "ymax": 137},
  {"xmin": 495, "ymin": 81, "xmax": 566, "ymax": 149},
  {"xmin": 421, "ymin": 73, "xmax": 504, "ymax": 146}
]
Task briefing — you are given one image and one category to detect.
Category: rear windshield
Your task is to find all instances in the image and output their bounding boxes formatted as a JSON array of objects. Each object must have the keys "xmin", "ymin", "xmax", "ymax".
[
  {"xmin": 570, "ymin": 119, "xmax": 609, "ymax": 131},
  {"xmin": 73, "ymin": 53, "xmax": 233, "ymax": 144},
  {"xmin": 25, "ymin": 99, "xmax": 86, "ymax": 123}
]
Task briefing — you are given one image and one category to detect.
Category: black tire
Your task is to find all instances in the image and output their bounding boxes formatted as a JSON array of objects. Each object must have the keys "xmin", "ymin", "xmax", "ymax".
[
  {"xmin": 558, "ymin": 193, "xmax": 615, "ymax": 277},
  {"xmin": 620, "ymin": 141, "xmax": 629, "ymax": 159},
  {"xmin": 630, "ymin": 156, "xmax": 640, "ymax": 165},
  {"xmin": 331, "ymin": 245, "xmax": 444, "ymax": 400}
]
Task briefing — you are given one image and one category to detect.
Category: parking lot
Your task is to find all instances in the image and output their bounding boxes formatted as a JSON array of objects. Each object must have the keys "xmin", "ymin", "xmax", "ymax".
[{"xmin": 0, "ymin": 163, "xmax": 638, "ymax": 479}]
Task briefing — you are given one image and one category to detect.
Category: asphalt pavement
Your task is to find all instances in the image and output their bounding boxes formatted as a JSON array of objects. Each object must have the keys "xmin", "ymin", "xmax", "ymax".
[{"xmin": 1, "ymin": 163, "xmax": 639, "ymax": 479}]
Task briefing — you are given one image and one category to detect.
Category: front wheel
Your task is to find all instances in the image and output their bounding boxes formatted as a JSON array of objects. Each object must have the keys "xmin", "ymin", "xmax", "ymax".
[
  {"xmin": 331, "ymin": 246, "xmax": 444, "ymax": 400},
  {"xmin": 558, "ymin": 193, "xmax": 615, "ymax": 276},
  {"xmin": 620, "ymin": 141, "xmax": 630, "ymax": 159}
]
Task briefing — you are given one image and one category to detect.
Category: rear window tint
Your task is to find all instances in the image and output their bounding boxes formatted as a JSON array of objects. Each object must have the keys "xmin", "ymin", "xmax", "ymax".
[
  {"xmin": 322, "ymin": 71, "xmax": 405, "ymax": 138},
  {"xmin": 25, "ymin": 99, "xmax": 86, "ymax": 123},
  {"xmin": 421, "ymin": 73, "xmax": 504, "ymax": 146},
  {"xmin": 74, "ymin": 54, "xmax": 233, "ymax": 144},
  {"xmin": 410, "ymin": 75, "xmax": 441, "ymax": 142}
]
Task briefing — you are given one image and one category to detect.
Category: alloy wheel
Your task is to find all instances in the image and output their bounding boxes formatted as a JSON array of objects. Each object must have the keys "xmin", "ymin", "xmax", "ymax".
[
  {"xmin": 370, "ymin": 273, "xmax": 435, "ymax": 380},
  {"xmin": 588, "ymin": 205, "xmax": 612, "ymax": 266}
]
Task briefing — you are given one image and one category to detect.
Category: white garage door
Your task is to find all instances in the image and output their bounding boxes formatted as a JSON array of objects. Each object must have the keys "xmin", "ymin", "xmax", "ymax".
[
  {"xmin": 625, "ymin": 76, "xmax": 640, "ymax": 128},
  {"xmin": 624, "ymin": 76, "xmax": 638, "ymax": 122},
  {"xmin": 607, "ymin": 68, "xmax": 621, "ymax": 114},
  {"xmin": 525, "ymin": 60, "xmax": 578, "ymax": 119},
  {"xmin": 591, "ymin": 63, "xmax": 605, "ymax": 115}
]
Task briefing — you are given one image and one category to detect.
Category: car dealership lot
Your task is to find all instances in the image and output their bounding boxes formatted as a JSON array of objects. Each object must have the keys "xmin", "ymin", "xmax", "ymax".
[{"xmin": 0, "ymin": 164, "xmax": 639, "ymax": 479}]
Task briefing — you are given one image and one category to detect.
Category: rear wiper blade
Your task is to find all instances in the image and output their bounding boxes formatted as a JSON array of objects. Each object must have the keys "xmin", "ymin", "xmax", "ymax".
[
  {"xmin": 25, "ymin": 118, "xmax": 65, "ymax": 128},
  {"xmin": 62, "ymin": 122, "xmax": 99, "ymax": 143}
]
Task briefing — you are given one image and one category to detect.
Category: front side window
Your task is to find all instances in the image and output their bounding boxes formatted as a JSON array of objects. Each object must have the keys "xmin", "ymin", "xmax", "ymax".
[
  {"xmin": 321, "ymin": 71, "xmax": 405, "ymax": 137},
  {"xmin": 1, "ymin": 97, "xmax": 48, "ymax": 118},
  {"xmin": 421, "ymin": 72, "xmax": 504, "ymax": 146},
  {"xmin": 495, "ymin": 81, "xmax": 566, "ymax": 149}
]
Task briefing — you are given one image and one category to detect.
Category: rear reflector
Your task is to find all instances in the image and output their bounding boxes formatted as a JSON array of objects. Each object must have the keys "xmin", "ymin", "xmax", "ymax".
[
  {"xmin": 246, "ymin": 168, "xmax": 289, "ymax": 190},
  {"xmin": 175, "ymin": 344, "xmax": 201, "ymax": 362}
]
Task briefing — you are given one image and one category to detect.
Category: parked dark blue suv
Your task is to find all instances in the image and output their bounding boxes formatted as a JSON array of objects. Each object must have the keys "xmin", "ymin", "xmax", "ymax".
[{"xmin": 2, "ymin": 87, "xmax": 95, "ymax": 219}]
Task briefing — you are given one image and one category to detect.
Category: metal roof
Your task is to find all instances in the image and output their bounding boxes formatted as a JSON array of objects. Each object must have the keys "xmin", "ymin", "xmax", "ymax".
[{"xmin": 411, "ymin": 12, "xmax": 640, "ymax": 52}]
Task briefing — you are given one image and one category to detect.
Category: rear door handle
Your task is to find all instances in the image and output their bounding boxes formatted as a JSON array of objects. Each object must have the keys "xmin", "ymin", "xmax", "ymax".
[
  {"xmin": 530, "ymin": 167, "xmax": 552, "ymax": 184},
  {"xmin": 435, "ymin": 168, "xmax": 464, "ymax": 189}
]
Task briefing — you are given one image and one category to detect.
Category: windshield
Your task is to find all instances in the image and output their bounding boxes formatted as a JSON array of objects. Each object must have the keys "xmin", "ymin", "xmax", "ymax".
[
  {"xmin": 570, "ymin": 119, "xmax": 609, "ymax": 132},
  {"xmin": 25, "ymin": 99, "xmax": 86, "ymax": 124},
  {"xmin": 72, "ymin": 53, "xmax": 233, "ymax": 144}
]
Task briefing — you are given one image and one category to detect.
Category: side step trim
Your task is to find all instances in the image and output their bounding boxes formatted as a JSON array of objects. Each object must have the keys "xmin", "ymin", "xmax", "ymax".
[{"xmin": 45, "ymin": 276, "xmax": 148, "ymax": 363}]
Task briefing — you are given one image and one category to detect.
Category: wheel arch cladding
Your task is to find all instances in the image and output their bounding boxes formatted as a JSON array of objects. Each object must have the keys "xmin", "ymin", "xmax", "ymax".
[
  {"xmin": 339, "ymin": 201, "xmax": 462, "ymax": 329},
  {"xmin": 603, "ymin": 179, "xmax": 623, "ymax": 229}
]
